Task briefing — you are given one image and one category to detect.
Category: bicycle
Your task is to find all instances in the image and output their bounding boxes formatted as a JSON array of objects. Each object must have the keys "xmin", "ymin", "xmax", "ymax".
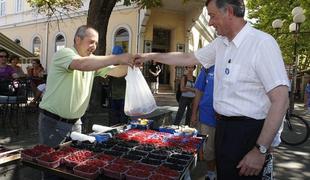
[{"xmin": 280, "ymin": 110, "xmax": 310, "ymax": 146}]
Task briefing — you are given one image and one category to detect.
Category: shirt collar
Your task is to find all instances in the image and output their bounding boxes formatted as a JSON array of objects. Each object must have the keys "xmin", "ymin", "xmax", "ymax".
[{"xmin": 222, "ymin": 22, "xmax": 251, "ymax": 48}]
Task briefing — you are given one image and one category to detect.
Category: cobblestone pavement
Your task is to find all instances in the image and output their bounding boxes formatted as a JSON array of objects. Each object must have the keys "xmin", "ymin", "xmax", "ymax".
[{"xmin": 0, "ymin": 102, "xmax": 309, "ymax": 180}]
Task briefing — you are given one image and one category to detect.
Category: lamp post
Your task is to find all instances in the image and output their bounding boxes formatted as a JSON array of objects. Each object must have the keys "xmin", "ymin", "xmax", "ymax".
[{"xmin": 272, "ymin": 7, "xmax": 306, "ymax": 113}]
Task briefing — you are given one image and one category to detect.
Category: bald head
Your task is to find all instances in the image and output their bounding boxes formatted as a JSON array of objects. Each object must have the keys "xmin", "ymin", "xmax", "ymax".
[{"xmin": 74, "ymin": 25, "xmax": 98, "ymax": 44}]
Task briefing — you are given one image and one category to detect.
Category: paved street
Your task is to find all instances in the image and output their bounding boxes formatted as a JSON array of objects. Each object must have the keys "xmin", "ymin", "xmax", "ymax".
[{"xmin": 0, "ymin": 94, "xmax": 309, "ymax": 180}]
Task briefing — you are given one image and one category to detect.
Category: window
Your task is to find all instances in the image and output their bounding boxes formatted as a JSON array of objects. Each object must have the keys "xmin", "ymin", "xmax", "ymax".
[
  {"xmin": 0, "ymin": 0, "xmax": 6, "ymax": 16},
  {"xmin": 32, "ymin": 36, "xmax": 41, "ymax": 56},
  {"xmin": 114, "ymin": 28, "xmax": 129, "ymax": 53},
  {"xmin": 55, "ymin": 34, "xmax": 65, "ymax": 52},
  {"xmin": 15, "ymin": 0, "xmax": 22, "ymax": 12}
]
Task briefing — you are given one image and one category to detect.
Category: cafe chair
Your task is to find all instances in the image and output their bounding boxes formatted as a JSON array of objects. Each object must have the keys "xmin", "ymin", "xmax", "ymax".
[{"xmin": 0, "ymin": 79, "xmax": 29, "ymax": 135}]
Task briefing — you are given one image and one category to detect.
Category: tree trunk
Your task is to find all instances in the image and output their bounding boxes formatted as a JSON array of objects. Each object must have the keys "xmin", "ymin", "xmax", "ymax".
[
  {"xmin": 87, "ymin": 0, "xmax": 117, "ymax": 55},
  {"xmin": 86, "ymin": 0, "xmax": 117, "ymax": 114}
]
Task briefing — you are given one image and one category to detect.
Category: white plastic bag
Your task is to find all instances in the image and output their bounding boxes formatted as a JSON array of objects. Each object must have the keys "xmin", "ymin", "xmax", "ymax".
[{"xmin": 124, "ymin": 67, "xmax": 157, "ymax": 116}]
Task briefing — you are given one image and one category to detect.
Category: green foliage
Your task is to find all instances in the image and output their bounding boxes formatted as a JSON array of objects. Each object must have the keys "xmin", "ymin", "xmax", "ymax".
[
  {"xmin": 246, "ymin": 0, "xmax": 310, "ymax": 72},
  {"xmin": 27, "ymin": 0, "xmax": 83, "ymax": 16},
  {"xmin": 27, "ymin": 0, "xmax": 165, "ymax": 16}
]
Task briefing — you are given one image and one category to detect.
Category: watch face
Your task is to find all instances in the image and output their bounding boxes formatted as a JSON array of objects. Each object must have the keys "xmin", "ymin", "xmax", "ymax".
[{"xmin": 259, "ymin": 146, "xmax": 267, "ymax": 154}]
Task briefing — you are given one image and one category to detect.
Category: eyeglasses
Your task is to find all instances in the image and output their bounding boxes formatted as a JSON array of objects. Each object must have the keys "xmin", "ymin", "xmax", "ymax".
[{"xmin": 0, "ymin": 55, "xmax": 7, "ymax": 58}]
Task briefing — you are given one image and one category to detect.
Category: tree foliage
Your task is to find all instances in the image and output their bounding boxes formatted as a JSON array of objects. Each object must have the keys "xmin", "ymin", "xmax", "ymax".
[
  {"xmin": 27, "ymin": 0, "xmax": 191, "ymax": 12},
  {"xmin": 246, "ymin": 0, "xmax": 310, "ymax": 73},
  {"xmin": 26, "ymin": 0, "xmax": 164, "ymax": 16},
  {"xmin": 27, "ymin": 0, "xmax": 83, "ymax": 16},
  {"xmin": 27, "ymin": 0, "xmax": 191, "ymax": 55}
]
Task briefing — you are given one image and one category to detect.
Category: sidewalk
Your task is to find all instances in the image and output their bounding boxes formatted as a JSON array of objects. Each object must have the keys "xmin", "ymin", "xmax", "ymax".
[
  {"xmin": 273, "ymin": 103, "xmax": 310, "ymax": 180},
  {"xmin": 0, "ymin": 101, "xmax": 309, "ymax": 180}
]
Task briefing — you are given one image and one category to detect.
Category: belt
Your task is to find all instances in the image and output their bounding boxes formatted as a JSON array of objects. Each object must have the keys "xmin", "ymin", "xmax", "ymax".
[
  {"xmin": 40, "ymin": 108, "xmax": 78, "ymax": 124},
  {"xmin": 215, "ymin": 113, "xmax": 264, "ymax": 121}
]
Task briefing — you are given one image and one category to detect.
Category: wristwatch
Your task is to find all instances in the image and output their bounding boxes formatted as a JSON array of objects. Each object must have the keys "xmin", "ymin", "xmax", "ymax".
[{"xmin": 255, "ymin": 144, "xmax": 268, "ymax": 155}]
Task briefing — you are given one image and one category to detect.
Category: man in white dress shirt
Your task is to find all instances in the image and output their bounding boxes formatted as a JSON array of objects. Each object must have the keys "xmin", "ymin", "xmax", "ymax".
[{"xmin": 133, "ymin": 0, "xmax": 289, "ymax": 179}]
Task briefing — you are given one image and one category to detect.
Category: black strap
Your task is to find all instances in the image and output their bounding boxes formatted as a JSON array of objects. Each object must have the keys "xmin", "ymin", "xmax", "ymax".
[{"xmin": 40, "ymin": 108, "xmax": 78, "ymax": 124}]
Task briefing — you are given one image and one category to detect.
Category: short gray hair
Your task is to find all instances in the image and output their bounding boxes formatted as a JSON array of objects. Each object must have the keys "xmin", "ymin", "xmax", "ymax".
[
  {"xmin": 206, "ymin": 0, "xmax": 245, "ymax": 17},
  {"xmin": 74, "ymin": 25, "xmax": 97, "ymax": 44}
]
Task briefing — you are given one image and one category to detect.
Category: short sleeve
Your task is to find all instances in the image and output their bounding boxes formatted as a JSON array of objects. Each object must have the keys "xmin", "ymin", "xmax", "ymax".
[
  {"xmin": 52, "ymin": 48, "xmax": 77, "ymax": 72},
  {"xmin": 96, "ymin": 65, "xmax": 113, "ymax": 77},
  {"xmin": 194, "ymin": 68, "xmax": 206, "ymax": 92},
  {"xmin": 255, "ymin": 37, "xmax": 290, "ymax": 93},
  {"xmin": 194, "ymin": 38, "xmax": 218, "ymax": 69}
]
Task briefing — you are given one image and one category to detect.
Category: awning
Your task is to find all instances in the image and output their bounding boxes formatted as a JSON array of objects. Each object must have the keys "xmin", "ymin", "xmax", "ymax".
[{"xmin": 0, "ymin": 32, "xmax": 36, "ymax": 59}]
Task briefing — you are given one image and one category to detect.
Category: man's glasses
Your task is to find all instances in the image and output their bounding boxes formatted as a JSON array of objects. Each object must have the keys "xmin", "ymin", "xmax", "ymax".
[{"xmin": 0, "ymin": 55, "xmax": 7, "ymax": 58}]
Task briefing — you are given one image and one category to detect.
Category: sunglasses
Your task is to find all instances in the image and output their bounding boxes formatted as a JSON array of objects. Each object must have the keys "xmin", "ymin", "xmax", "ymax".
[{"xmin": 0, "ymin": 55, "xmax": 7, "ymax": 58}]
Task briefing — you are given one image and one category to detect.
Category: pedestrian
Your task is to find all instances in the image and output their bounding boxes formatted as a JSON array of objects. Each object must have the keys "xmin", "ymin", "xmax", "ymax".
[
  {"xmin": 38, "ymin": 25, "xmax": 131, "ymax": 148},
  {"xmin": 133, "ymin": 0, "xmax": 289, "ymax": 179},
  {"xmin": 305, "ymin": 80, "xmax": 310, "ymax": 113},
  {"xmin": 174, "ymin": 65, "xmax": 196, "ymax": 126},
  {"xmin": 148, "ymin": 60, "xmax": 161, "ymax": 94},
  {"xmin": 10, "ymin": 55, "xmax": 26, "ymax": 78},
  {"xmin": 108, "ymin": 45, "xmax": 128, "ymax": 125},
  {"xmin": 0, "ymin": 49, "xmax": 18, "ymax": 79},
  {"xmin": 26, "ymin": 58, "xmax": 45, "ymax": 95},
  {"xmin": 191, "ymin": 66, "xmax": 216, "ymax": 180}
]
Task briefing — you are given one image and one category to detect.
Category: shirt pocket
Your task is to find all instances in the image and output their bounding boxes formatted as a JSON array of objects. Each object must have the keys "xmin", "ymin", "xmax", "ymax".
[{"xmin": 222, "ymin": 64, "xmax": 241, "ymax": 85}]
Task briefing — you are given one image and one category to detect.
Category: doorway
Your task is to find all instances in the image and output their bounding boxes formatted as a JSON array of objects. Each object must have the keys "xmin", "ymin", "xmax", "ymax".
[{"xmin": 152, "ymin": 28, "xmax": 171, "ymax": 84}]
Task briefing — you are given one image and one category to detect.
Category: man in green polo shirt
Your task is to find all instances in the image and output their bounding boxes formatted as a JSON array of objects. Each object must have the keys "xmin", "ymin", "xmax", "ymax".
[{"xmin": 39, "ymin": 25, "xmax": 131, "ymax": 147}]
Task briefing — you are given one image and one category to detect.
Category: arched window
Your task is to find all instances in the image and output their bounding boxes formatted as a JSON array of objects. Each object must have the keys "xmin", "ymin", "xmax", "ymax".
[
  {"xmin": 32, "ymin": 36, "xmax": 41, "ymax": 56},
  {"xmin": 55, "ymin": 34, "xmax": 65, "ymax": 52},
  {"xmin": 114, "ymin": 28, "xmax": 129, "ymax": 53}
]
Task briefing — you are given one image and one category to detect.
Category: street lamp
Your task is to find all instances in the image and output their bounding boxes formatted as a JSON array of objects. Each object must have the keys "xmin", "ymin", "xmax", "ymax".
[{"xmin": 272, "ymin": 6, "xmax": 306, "ymax": 113}]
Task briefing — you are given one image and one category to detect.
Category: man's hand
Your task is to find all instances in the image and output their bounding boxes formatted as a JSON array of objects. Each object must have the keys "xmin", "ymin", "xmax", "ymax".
[
  {"xmin": 237, "ymin": 147, "xmax": 266, "ymax": 176},
  {"xmin": 118, "ymin": 53, "xmax": 133, "ymax": 66},
  {"xmin": 133, "ymin": 54, "xmax": 147, "ymax": 67}
]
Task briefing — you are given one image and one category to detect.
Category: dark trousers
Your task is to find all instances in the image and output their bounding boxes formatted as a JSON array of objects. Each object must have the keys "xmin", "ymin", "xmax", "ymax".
[
  {"xmin": 174, "ymin": 96, "xmax": 194, "ymax": 126},
  {"xmin": 215, "ymin": 117, "xmax": 264, "ymax": 180},
  {"xmin": 109, "ymin": 99, "xmax": 127, "ymax": 125}
]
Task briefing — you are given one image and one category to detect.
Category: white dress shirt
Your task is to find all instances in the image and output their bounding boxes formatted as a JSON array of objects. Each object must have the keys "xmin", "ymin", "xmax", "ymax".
[{"xmin": 194, "ymin": 23, "xmax": 289, "ymax": 120}]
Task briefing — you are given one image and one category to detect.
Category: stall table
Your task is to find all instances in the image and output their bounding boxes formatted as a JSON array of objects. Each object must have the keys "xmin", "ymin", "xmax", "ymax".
[
  {"xmin": 0, "ymin": 146, "xmax": 22, "ymax": 178},
  {"xmin": 21, "ymin": 129, "xmax": 204, "ymax": 180}
]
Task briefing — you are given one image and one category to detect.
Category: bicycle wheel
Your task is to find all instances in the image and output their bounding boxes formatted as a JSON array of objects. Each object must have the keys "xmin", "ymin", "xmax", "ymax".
[{"xmin": 281, "ymin": 114, "xmax": 310, "ymax": 146}]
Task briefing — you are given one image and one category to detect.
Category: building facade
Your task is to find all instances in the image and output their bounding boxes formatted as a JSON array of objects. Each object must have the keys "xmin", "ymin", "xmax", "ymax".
[{"xmin": 0, "ymin": 0, "xmax": 215, "ymax": 89}]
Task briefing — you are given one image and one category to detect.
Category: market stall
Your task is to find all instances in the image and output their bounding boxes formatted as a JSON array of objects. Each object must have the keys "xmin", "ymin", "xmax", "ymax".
[
  {"xmin": 20, "ymin": 123, "xmax": 204, "ymax": 180},
  {"xmin": 0, "ymin": 145, "xmax": 22, "ymax": 178}
]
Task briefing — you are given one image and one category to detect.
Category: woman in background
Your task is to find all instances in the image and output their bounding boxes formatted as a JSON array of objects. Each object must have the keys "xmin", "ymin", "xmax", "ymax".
[
  {"xmin": 174, "ymin": 65, "xmax": 196, "ymax": 126},
  {"xmin": 27, "ymin": 59, "xmax": 45, "ymax": 95},
  {"xmin": 0, "ymin": 49, "xmax": 18, "ymax": 79},
  {"xmin": 10, "ymin": 55, "xmax": 26, "ymax": 78}
]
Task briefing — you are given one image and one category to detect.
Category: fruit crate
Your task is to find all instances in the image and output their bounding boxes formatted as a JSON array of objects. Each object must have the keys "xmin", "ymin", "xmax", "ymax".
[{"xmin": 73, "ymin": 164, "xmax": 99, "ymax": 180}]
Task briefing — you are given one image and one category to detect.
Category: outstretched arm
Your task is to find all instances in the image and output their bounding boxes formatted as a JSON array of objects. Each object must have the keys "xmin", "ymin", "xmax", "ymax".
[
  {"xmin": 69, "ymin": 53, "xmax": 132, "ymax": 71},
  {"xmin": 134, "ymin": 52, "xmax": 199, "ymax": 66}
]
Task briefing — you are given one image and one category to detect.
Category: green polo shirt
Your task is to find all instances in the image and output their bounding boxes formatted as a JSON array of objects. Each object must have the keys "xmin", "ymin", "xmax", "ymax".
[{"xmin": 39, "ymin": 48, "xmax": 111, "ymax": 119}]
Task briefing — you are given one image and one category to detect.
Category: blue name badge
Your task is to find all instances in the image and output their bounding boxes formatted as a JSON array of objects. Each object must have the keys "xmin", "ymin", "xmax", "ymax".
[{"xmin": 225, "ymin": 68, "xmax": 230, "ymax": 75}]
